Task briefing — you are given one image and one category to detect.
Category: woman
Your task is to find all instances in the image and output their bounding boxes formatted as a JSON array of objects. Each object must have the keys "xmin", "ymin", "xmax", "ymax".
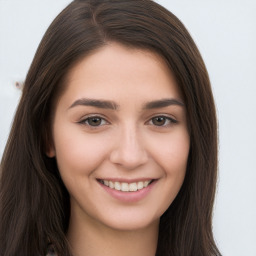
[{"xmin": 0, "ymin": 0, "xmax": 221, "ymax": 255}]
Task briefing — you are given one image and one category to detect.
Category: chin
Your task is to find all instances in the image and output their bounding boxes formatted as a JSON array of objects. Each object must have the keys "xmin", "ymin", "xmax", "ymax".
[{"xmin": 98, "ymin": 212, "xmax": 160, "ymax": 232}]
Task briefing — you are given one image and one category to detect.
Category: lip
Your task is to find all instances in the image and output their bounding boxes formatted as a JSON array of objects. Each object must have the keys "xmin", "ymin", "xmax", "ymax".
[
  {"xmin": 97, "ymin": 178, "xmax": 157, "ymax": 203},
  {"xmin": 97, "ymin": 177, "xmax": 154, "ymax": 183}
]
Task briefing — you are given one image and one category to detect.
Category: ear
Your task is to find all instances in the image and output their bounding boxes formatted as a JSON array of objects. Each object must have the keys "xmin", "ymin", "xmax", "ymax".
[
  {"xmin": 44, "ymin": 129, "xmax": 56, "ymax": 158},
  {"xmin": 46, "ymin": 143, "xmax": 56, "ymax": 158}
]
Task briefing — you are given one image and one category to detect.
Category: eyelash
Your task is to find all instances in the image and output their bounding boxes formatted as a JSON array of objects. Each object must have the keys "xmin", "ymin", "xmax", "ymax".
[
  {"xmin": 147, "ymin": 115, "xmax": 178, "ymax": 127},
  {"xmin": 78, "ymin": 115, "xmax": 109, "ymax": 127},
  {"xmin": 78, "ymin": 115, "xmax": 177, "ymax": 128}
]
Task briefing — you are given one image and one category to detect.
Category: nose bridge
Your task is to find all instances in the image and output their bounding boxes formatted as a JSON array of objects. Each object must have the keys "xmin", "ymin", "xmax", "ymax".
[{"xmin": 110, "ymin": 122, "xmax": 148, "ymax": 169}]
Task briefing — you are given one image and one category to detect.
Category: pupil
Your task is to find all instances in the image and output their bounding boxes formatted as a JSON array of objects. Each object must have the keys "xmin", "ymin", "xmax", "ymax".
[
  {"xmin": 89, "ymin": 117, "xmax": 101, "ymax": 126},
  {"xmin": 153, "ymin": 117, "xmax": 166, "ymax": 126}
]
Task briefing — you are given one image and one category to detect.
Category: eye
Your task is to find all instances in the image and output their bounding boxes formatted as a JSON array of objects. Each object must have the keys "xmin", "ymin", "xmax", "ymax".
[
  {"xmin": 79, "ymin": 116, "xmax": 108, "ymax": 127},
  {"xmin": 149, "ymin": 116, "xmax": 177, "ymax": 127}
]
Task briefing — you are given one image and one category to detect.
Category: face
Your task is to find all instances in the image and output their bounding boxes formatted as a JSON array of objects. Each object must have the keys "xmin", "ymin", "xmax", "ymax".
[{"xmin": 48, "ymin": 43, "xmax": 190, "ymax": 232}]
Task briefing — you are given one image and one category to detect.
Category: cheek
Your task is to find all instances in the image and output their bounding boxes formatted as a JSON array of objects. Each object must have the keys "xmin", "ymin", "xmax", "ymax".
[
  {"xmin": 159, "ymin": 133, "xmax": 190, "ymax": 206},
  {"xmin": 53, "ymin": 126, "xmax": 111, "ymax": 177},
  {"xmin": 149, "ymin": 130, "xmax": 190, "ymax": 174},
  {"xmin": 143, "ymin": 130, "xmax": 190, "ymax": 218},
  {"xmin": 166, "ymin": 136, "xmax": 190, "ymax": 171}
]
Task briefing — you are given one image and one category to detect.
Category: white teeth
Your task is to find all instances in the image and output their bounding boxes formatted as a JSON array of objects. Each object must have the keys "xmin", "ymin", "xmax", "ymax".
[
  {"xmin": 144, "ymin": 181, "xmax": 150, "ymax": 187},
  {"xmin": 100, "ymin": 179, "xmax": 153, "ymax": 192},
  {"xmin": 121, "ymin": 183, "xmax": 129, "ymax": 192},
  {"xmin": 137, "ymin": 181, "xmax": 144, "ymax": 190},
  {"xmin": 114, "ymin": 182, "xmax": 121, "ymax": 191},
  {"xmin": 129, "ymin": 183, "xmax": 138, "ymax": 192},
  {"xmin": 109, "ymin": 181, "xmax": 114, "ymax": 189}
]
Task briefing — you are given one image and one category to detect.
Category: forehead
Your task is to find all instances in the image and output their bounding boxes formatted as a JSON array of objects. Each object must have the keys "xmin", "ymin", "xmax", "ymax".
[{"xmin": 57, "ymin": 43, "xmax": 183, "ymax": 107}]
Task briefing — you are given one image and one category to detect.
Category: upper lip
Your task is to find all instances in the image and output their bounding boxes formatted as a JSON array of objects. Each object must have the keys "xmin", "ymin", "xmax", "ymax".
[{"xmin": 97, "ymin": 178, "xmax": 157, "ymax": 183}]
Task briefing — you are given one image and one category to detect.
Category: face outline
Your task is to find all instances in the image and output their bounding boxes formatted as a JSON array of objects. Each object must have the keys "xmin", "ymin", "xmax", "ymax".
[{"xmin": 47, "ymin": 43, "xmax": 190, "ymax": 232}]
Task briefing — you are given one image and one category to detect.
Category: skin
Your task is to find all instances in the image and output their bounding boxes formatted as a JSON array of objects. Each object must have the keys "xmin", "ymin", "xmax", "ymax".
[{"xmin": 47, "ymin": 43, "xmax": 190, "ymax": 256}]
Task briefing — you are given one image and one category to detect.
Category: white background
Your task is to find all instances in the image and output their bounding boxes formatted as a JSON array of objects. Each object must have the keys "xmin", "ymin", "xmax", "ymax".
[{"xmin": 0, "ymin": 1, "xmax": 255, "ymax": 255}]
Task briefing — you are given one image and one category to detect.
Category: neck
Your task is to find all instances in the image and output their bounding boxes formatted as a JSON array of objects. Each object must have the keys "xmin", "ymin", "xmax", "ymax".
[{"xmin": 67, "ymin": 210, "xmax": 159, "ymax": 256}]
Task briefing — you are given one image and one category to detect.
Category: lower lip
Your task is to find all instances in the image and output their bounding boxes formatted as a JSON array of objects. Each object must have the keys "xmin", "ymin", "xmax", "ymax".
[{"xmin": 98, "ymin": 181, "xmax": 157, "ymax": 203}]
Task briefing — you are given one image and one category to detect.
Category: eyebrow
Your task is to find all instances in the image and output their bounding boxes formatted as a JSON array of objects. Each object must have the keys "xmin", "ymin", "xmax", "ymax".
[
  {"xmin": 68, "ymin": 98, "xmax": 184, "ymax": 110},
  {"xmin": 69, "ymin": 98, "xmax": 119, "ymax": 110},
  {"xmin": 143, "ymin": 98, "xmax": 184, "ymax": 109}
]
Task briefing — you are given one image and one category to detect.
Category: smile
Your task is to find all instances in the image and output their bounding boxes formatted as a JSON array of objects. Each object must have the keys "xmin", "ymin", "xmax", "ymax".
[{"xmin": 98, "ymin": 179, "xmax": 153, "ymax": 192}]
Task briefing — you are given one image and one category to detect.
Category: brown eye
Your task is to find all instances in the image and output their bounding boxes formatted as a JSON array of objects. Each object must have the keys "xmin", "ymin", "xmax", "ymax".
[
  {"xmin": 79, "ymin": 116, "xmax": 108, "ymax": 127},
  {"xmin": 152, "ymin": 116, "xmax": 167, "ymax": 126},
  {"xmin": 86, "ymin": 117, "xmax": 103, "ymax": 126},
  {"xmin": 150, "ymin": 116, "xmax": 177, "ymax": 127}
]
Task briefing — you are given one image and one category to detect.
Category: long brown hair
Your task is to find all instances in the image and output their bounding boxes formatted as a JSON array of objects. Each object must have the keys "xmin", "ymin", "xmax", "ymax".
[{"xmin": 0, "ymin": 0, "xmax": 221, "ymax": 255}]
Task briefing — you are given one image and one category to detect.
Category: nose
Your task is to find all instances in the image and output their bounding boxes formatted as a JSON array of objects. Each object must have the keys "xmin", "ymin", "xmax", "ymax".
[{"xmin": 109, "ymin": 125, "xmax": 149, "ymax": 170}]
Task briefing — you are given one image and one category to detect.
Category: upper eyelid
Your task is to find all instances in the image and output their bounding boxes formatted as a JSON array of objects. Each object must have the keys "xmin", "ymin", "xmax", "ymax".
[
  {"xmin": 76, "ymin": 113, "xmax": 177, "ymax": 124},
  {"xmin": 146, "ymin": 114, "xmax": 177, "ymax": 122},
  {"xmin": 147, "ymin": 116, "xmax": 177, "ymax": 125},
  {"xmin": 78, "ymin": 114, "xmax": 108, "ymax": 121},
  {"xmin": 77, "ymin": 114, "xmax": 110, "ymax": 125}
]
